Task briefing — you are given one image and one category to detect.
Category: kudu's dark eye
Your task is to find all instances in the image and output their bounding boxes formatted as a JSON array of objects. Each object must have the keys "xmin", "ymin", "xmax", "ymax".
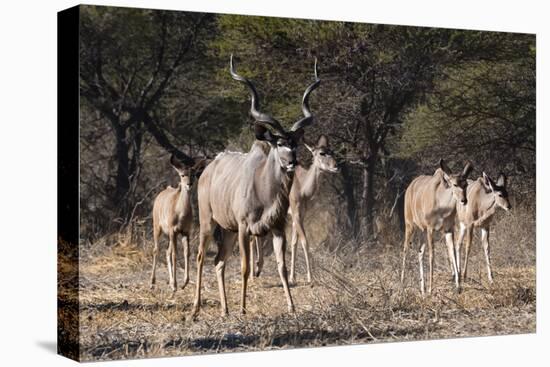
[{"xmin": 320, "ymin": 152, "xmax": 326, "ymax": 156}]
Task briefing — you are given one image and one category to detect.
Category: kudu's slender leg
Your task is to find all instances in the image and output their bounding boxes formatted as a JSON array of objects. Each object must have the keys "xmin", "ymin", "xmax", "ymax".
[
  {"xmin": 462, "ymin": 226, "xmax": 473, "ymax": 282},
  {"xmin": 215, "ymin": 230, "xmax": 235, "ymax": 316},
  {"xmin": 192, "ymin": 224, "xmax": 213, "ymax": 317},
  {"xmin": 254, "ymin": 236, "xmax": 264, "ymax": 277},
  {"xmin": 427, "ymin": 228, "xmax": 434, "ymax": 294},
  {"xmin": 454, "ymin": 241, "xmax": 461, "ymax": 278},
  {"xmin": 272, "ymin": 229, "xmax": 295, "ymax": 313},
  {"xmin": 167, "ymin": 232, "xmax": 177, "ymax": 292},
  {"xmin": 418, "ymin": 242, "xmax": 426, "ymax": 295},
  {"xmin": 446, "ymin": 241, "xmax": 455, "ymax": 278},
  {"xmin": 238, "ymin": 224, "xmax": 251, "ymax": 314},
  {"xmin": 454, "ymin": 223, "xmax": 467, "ymax": 279},
  {"xmin": 249, "ymin": 237, "xmax": 255, "ymax": 280},
  {"xmin": 248, "ymin": 236, "xmax": 264, "ymax": 278},
  {"xmin": 181, "ymin": 234, "xmax": 190, "ymax": 289},
  {"xmin": 150, "ymin": 228, "xmax": 161, "ymax": 289},
  {"xmin": 445, "ymin": 231, "xmax": 460, "ymax": 291},
  {"xmin": 401, "ymin": 223, "xmax": 413, "ymax": 285},
  {"xmin": 289, "ymin": 221, "xmax": 298, "ymax": 284},
  {"xmin": 166, "ymin": 248, "xmax": 172, "ymax": 286},
  {"xmin": 295, "ymin": 216, "xmax": 312, "ymax": 284},
  {"xmin": 481, "ymin": 227, "xmax": 493, "ymax": 283}
]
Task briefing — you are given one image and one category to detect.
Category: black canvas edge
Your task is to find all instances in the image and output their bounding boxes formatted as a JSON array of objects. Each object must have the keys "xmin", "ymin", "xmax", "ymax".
[{"xmin": 57, "ymin": 4, "xmax": 81, "ymax": 362}]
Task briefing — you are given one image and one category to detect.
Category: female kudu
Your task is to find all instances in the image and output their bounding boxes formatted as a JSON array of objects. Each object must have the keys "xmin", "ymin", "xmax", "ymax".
[
  {"xmin": 150, "ymin": 155, "xmax": 200, "ymax": 293},
  {"xmin": 455, "ymin": 172, "xmax": 511, "ymax": 283},
  {"xmin": 401, "ymin": 159, "xmax": 473, "ymax": 294}
]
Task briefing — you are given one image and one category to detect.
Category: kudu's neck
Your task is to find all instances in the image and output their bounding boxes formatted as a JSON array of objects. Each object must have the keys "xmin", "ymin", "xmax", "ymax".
[
  {"xmin": 435, "ymin": 173, "xmax": 457, "ymax": 210},
  {"xmin": 176, "ymin": 182, "xmax": 191, "ymax": 212},
  {"xmin": 264, "ymin": 147, "xmax": 293, "ymax": 190},
  {"xmin": 248, "ymin": 143, "xmax": 293, "ymax": 236},
  {"xmin": 477, "ymin": 182, "xmax": 497, "ymax": 219},
  {"xmin": 252, "ymin": 143, "xmax": 292, "ymax": 190},
  {"xmin": 299, "ymin": 162, "xmax": 322, "ymax": 200}
]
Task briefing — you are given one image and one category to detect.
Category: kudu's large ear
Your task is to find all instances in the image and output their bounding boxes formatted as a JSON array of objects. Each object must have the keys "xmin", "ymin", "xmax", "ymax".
[
  {"xmin": 482, "ymin": 172, "xmax": 495, "ymax": 191},
  {"xmin": 496, "ymin": 172, "xmax": 507, "ymax": 187},
  {"xmin": 439, "ymin": 158, "xmax": 451, "ymax": 175},
  {"xmin": 170, "ymin": 154, "xmax": 187, "ymax": 175},
  {"xmin": 439, "ymin": 158, "xmax": 452, "ymax": 175},
  {"xmin": 301, "ymin": 136, "xmax": 314, "ymax": 154},
  {"xmin": 254, "ymin": 124, "xmax": 276, "ymax": 143},
  {"xmin": 439, "ymin": 159, "xmax": 452, "ymax": 187},
  {"xmin": 317, "ymin": 134, "xmax": 328, "ymax": 148},
  {"xmin": 462, "ymin": 161, "xmax": 474, "ymax": 178}
]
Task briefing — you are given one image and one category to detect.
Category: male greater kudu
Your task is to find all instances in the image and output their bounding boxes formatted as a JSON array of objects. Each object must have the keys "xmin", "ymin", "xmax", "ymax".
[
  {"xmin": 455, "ymin": 172, "xmax": 511, "ymax": 283},
  {"xmin": 401, "ymin": 159, "xmax": 473, "ymax": 294},
  {"xmin": 150, "ymin": 155, "xmax": 199, "ymax": 293},
  {"xmin": 191, "ymin": 55, "xmax": 321, "ymax": 317}
]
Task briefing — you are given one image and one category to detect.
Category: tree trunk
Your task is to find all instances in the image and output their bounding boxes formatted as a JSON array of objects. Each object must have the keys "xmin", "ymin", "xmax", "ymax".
[
  {"xmin": 340, "ymin": 162, "xmax": 359, "ymax": 237},
  {"xmin": 361, "ymin": 155, "xmax": 377, "ymax": 239},
  {"xmin": 114, "ymin": 125, "xmax": 130, "ymax": 210}
]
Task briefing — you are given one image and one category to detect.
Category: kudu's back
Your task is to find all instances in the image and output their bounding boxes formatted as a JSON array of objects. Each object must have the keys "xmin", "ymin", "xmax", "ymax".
[
  {"xmin": 198, "ymin": 141, "xmax": 289, "ymax": 235},
  {"xmin": 197, "ymin": 151, "xmax": 247, "ymax": 233},
  {"xmin": 404, "ymin": 168, "xmax": 454, "ymax": 231},
  {"xmin": 405, "ymin": 169, "xmax": 442, "ymax": 230},
  {"xmin": 153, "ymin": 186, "xmax": 192, "ymax": 234}
]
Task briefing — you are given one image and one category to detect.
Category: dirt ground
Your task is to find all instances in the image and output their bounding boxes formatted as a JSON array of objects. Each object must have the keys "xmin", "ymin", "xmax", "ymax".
[{"xmin": 65, "ymin": 234, "xmax": 536, "ymax": 362}]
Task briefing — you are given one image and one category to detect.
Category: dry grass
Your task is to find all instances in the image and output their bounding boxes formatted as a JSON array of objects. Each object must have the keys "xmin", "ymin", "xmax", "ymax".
[{"xmin": 72, "ymin": 223, "xmax": 535, "ymax": 361}]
